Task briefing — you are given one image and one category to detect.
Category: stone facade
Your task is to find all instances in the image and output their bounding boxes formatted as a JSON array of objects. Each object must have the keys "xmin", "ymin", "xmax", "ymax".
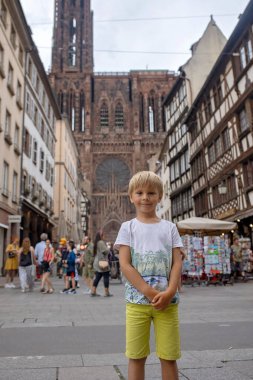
[
  {"xmin": 53, "ymin": 116, "xmax": 80, "ymax": 242},
  {"xmin": 49, "ymin": 0, "xmax": 177, "ymax": 241}
]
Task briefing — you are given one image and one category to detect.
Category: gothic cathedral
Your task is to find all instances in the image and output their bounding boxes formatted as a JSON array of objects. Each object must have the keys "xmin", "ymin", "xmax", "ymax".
[{"xmin": 49, "ymin": 0, "xmax": 176, "ymax": 241}]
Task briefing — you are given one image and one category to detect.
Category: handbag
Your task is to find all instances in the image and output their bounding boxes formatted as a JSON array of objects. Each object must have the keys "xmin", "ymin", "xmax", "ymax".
[
  {"xmin": 98, "ymin": 260, "xmax": 109, "ymax": 270},
  {"xmin": 8, "ymin": 252, "xmax": 16, "ymax": 258}
]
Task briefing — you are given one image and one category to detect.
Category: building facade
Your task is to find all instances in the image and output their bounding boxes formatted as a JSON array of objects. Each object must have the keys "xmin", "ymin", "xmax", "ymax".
[
  {"xmin": 0, "ymin": 0, "xmax": 30, "ymax": 272},
  {"xmin": 157, "ymin": 18, "xmax": 227, "ymax": 223},
  {"xmin": 49, "ymin": 0, "xmax": 177, "ymax": 241},
  {"xmin": 185, "ymin": 0, "xmax": 253, "ymax": 241},
  {"xmin": 21, "ymin": 44, "xmax": 61, "ymax": 246},
  {"xmin": 53, "ymin": 116, "xmax": 80, "ymax": 242}
]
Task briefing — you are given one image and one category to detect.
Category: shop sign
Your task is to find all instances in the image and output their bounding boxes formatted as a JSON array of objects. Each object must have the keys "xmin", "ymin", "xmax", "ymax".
[{"xmin": 8, "ymin": 215, "xmax": 22, "ymax": 224}]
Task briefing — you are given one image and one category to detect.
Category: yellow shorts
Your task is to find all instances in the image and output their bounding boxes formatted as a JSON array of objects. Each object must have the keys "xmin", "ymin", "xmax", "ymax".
[{"xmin": 126, "ymin": 303, "xmax": 180, "ymax": 360}]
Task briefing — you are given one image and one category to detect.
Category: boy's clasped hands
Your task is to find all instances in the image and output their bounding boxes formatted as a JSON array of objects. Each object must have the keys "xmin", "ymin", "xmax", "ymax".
[{"xmin": 147, "ymin": 287, "xmax": 174, "ymax": 310}]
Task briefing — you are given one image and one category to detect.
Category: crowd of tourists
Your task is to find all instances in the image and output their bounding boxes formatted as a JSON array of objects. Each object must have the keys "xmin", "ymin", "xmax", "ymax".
[
  {"xmin": 3, "ymin": 232, "xmax": 253, "ymax": 294},
  {"xmin": 3, "ymin": 231, "xmax": 120, "ymax": 296}
]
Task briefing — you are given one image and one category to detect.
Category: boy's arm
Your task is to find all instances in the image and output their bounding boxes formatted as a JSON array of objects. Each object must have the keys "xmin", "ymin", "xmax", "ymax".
[
  {"xmin": 119, "ymin": 245, "xmax": 159, "ymax": 302},
  {"xmin": 167, "ymin": 247, "xmax": 183, "ymax": 294},
  {"xmin": 152, "ymin": 247, "xmax": 182, "ymax": 310}
]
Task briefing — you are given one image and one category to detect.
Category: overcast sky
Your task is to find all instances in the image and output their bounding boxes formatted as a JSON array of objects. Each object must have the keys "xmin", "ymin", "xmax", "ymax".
[{"xmin": 20, "ymin": 0, "xmax": 249, "ymax": 73}]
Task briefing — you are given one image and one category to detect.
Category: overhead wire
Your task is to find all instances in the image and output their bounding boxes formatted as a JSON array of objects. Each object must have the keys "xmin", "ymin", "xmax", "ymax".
[
  {"xmin": 28, "ymin": 13, "xmax": 239, "ymax": 26},
  {"xmin": 26, "ymin": 12, "xmax": 241, "ymax": 59},
  {"xmin": 32, "ymin": 47, "xmax": 237, "ymax": 58}
]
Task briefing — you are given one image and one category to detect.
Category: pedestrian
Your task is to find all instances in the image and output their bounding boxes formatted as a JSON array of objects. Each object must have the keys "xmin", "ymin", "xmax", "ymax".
[
  {"xmin": 61, "ymin": 241, "xmax": 76, "ymax": 294},
  {"xmin": 114, "ymin": 171, "xmax": 183, "ymax": 380},
  {"xmin": 81, "ymin": 236, "xmax": 95, "ymax": 294},
  {"xmin": 4, "ymin": 237, "xmax": 19, "ymax": 288},
  {"xmin": 18, "ymin": 237, "xmax": 37, "ymax": 293},
  {"xmin": 231, "ymin": 237, "xmax": 242, "ymax": 279},
  {"xmin": 35, "ymin": 233, "xmax": 48, "ymax": 279},
  {"xmin": 40, "ymin": 239, "xmax": 55, "ymax": 294},
  {"xmin": 59, "ymin": 237, "xmax": 69, "ymax": 292},
  {"xmin": 74, "ymin": 244, "xmax": 80, "ymax": 289},
  {"xmin": 90, "ymin": 231, "xmax": 112, "ymax": 297}
]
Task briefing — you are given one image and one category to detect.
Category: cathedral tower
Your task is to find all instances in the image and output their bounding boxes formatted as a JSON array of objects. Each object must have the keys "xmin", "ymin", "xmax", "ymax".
[
  {"xmin": 50, "ymin": 1, "xmax": 176, "ymax": 241},
  {"xmin": 52, "ymin": 0, "xmax": 93, "ymax": 74}
]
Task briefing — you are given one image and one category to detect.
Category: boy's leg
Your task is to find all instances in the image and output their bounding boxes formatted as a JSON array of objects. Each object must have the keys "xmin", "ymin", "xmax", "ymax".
[
  {"xmin": 65, "ymin": 276, "xmax": 69, "ymax": 289},
  {"xmin": 128, "ymin": 358, "xmax": 146, "ymax": 380},
  {"xmin": 71, "ymin": 273, "xmax": 76, "ymax": 289},
  {"xmin": 126, "ymin": 304, "xmax": 151, "ymax": 379},
  {"xmin": 153, "ymin": 304, "xmax": 180, "ymax": 375},
  {"xmin": 160, "ymin": 359, "xmax": 179, "ymax": 380}
]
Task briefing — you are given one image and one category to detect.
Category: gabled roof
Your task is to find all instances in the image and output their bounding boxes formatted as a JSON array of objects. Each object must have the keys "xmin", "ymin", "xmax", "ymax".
[{"xmin": 184, "ymin": 0, "xmax": 253, "ymax": 123}]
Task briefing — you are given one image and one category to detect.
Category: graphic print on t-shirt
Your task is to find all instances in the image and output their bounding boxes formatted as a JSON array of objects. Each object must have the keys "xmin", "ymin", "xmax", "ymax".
[{"xmin": 114, "ymin": 218, "xmax": 183, "ymax": 305}]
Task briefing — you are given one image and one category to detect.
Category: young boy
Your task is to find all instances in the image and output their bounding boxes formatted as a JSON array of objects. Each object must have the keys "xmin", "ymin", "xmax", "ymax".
[
  {"xmin": 114, "ymin": 171, "xmax": 183, "ymax": 380},
  {"xmin": 64, "ymin": 241, "xmax": 77, "ymax": 294}
]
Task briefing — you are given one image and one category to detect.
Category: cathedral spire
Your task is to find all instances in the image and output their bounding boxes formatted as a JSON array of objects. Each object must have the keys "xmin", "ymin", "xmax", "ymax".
[{"xmin": 51, "ymin": 0, "xmax": 93, "ymax": 74}]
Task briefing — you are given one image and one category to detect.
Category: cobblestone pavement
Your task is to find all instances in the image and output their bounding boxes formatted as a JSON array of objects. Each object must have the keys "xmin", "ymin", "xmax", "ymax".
[{"xmin": 0, "ymin": 276, "xmax": 252, "ymax": 379}]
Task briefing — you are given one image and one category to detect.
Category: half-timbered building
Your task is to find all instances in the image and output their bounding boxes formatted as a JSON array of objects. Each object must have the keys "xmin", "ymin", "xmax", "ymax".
[
  {"xmin": 157, "ymin": 18, "xmax": 227, "ymax": 223},
  {"xmin": 185, "ymin": 0, "xmax": 253, "ymax": 239}
]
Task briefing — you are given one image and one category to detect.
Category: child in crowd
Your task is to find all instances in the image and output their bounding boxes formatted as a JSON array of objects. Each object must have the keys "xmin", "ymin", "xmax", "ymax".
[
  {"xmin": 114, "ymin": 171, "xmax": 183, "ymax": 380},
  {"xmin": 61, "ymin": 241, "xmax": 76, "ymax": 294},
  {"xmin": 59, "ymin": 238, "xmax": 69, "ymax": 293}
]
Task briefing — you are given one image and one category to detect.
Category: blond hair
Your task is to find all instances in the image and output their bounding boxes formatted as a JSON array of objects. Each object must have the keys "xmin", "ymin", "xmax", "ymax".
[
  {"xmin": 22, "ymin": 237, "xmax": 31, "ymax": 253},
  {"xmin": 128, "ymin": 171, "xmax": 163, "ymax": 198}
]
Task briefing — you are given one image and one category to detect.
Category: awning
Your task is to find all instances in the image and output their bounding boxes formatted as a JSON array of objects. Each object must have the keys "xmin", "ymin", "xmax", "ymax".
[
  {"xmin": 177, "ymin": 217, "xmax": 237, "ymax": 234},
  {"xmin": 0, "ymin": 223, "xmax": 9, "ymax": 229}
]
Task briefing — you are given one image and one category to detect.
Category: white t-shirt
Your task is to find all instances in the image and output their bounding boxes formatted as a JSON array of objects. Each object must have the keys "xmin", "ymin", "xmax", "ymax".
[{"xmin": 114, "ymin": 218, "xmax": 183, "ymax": 305}]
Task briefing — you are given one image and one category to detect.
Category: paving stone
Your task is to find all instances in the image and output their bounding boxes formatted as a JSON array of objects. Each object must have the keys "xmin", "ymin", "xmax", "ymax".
[
  {"xmin": 189, "ymin": 348, "xmax": 253, "ymax": 363},
  {"xmin": 177, "ymin": 351, "xmax": 218, "ymax": 369},
  {"xmin": 0, "ymin": 355, "xmax": 83, "ymax": 369},
  {"xmin": 82, "ymin": 353, "xmax": 128, "ymax": 366},
  {"xmin": 0, "ymin": 368, "xmax": 56, "ymax": 380},
  {"xmin": 180, "ymin": 366, "xmax": 251, "ymax": 380},
  {"xmin": 225, "ymin": 360, "xmax": 253, "ymax": 378},
  {"xmin": 58, "ymin": 366, "xmax": 120, "ymax": 380},
  {"xmin": 2, "ymin": 321, "xmax": 73, "ymax": 328}
]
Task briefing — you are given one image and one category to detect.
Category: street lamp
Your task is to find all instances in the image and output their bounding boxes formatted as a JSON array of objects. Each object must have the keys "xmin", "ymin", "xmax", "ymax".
[{"xmin": 218, "ymin": 182, "xmax": 227, "ymax": 195}]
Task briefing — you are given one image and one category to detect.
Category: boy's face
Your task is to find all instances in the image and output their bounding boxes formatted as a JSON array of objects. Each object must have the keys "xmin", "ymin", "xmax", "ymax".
[{"xmin": 130, "ymin": 185, "xmax": 161, "ymax": 217}]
